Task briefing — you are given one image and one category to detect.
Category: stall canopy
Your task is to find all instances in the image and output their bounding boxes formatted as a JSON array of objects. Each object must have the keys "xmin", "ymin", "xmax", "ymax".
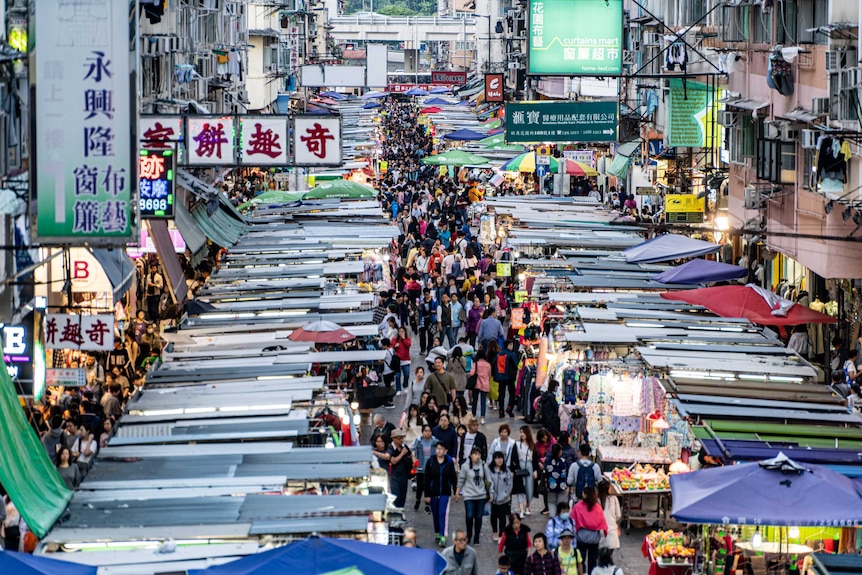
[
  {"xmin": 0, "ymin": 357, "xmax": 72, "ymax": 537},
  {"xmin": 424, "ymin": 97, "xmax": 456, "ymax": 106},
  {"xmin": 670, "ymin": 453, "xmax": 862, "ymax": 526},
  {"xmin": 420, "ymin": 150, "xmax": 491, "ymax": 166},
  {"xmin": 0, "ymin": 549, "xmax": 97, "ymax": 575},
  {"xmin": 188, "ymin": 536, "xmax": 448, "ymax": 575},
  {"xmin": 651, "ymin": 259, "xmax": 746, "ymax": 285},
  {"xmin": 607, "ymin": 141, "xmax": 640, "ymax": 178},
  {"xmin": 174, "ymin": 201, "xmax": 209, "ymax": 265},
  {"xmin": 89, "ymin": 248, "xmax": 135, "ymax": 305},
  {"xmin": 191, "ymin": 202, "xmax": 248, "ymax": 247},
  {"xmin": 660, "ymin": 284, "xmax": 838, "ymax": 325},
  {"xmin": 624, "ymin": 234, "xmax": 721, "ymax": 264},
  {"xmin": 146, "ymin": 220, "xmax": 189, "ymax": 307},
  {"xmin": 442, "ymin": 128, "xmax": 486, "ymax": 141}
]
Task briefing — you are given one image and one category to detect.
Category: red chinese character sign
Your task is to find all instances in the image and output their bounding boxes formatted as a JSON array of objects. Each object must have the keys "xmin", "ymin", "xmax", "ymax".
[
  {"xmin": 140, "ymin": 116, "xmax": 183, "ymax": 149},
  {"xmin": 239, "ymin": 117, "xmax": 288, "ymax": 166},
  {"xmin": 293, "ymin": 116, "xmax": 342, "ymax": 167},
  {"xmin": 44, "ymin": 314, "xmax": 115, "ymax": 351},
  {"xmin": 187, "ymin": 116, "xmax": 235, "ymax": 166}
]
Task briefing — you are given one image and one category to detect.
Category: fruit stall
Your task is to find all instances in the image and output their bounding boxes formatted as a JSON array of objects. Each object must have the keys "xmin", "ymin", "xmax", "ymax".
[
  {"xmin": 642, "ymin": 530, "xmax": 697, "ymax": 575},
  {"xmin": 607, "ymin": 464, "xmax": 672, "ymax": 530}
]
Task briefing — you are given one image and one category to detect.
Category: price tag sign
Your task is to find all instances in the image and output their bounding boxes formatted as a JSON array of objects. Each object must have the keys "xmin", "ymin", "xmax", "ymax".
[{"xmin": 515, "ymin": 290, "xmax": 528, "ymax": 303}]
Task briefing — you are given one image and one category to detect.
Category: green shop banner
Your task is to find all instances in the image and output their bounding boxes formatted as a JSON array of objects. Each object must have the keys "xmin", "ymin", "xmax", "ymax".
[
  {"xmin": 527, "ymin": 0, "xmax": 623, "ymax": 76},
  {"xmin": 505, "ymin": 101, "xmax": 618, "ymax": 143},
  {"xmin": 668, "ymin": 79, "xmax": 721, "ymax": 148}
]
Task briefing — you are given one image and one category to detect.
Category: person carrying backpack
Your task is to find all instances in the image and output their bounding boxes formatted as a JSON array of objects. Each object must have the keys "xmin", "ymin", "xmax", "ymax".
[
  {"xmin": 543, "ymin": 443, "xmax": 570, "ymax": 517},
  {"xmin": 567, "ymin": 443, "xmax": 603, "ymax": 501},
  {"xmin": 493, "ymin": 340, "xmax": 519, "ymax": 418}
]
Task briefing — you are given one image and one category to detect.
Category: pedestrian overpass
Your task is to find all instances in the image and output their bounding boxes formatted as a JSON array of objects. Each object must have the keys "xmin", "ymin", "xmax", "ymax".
[{"xmin": 329, "ymin": 14, "xmax": 476, "ymax": 42}]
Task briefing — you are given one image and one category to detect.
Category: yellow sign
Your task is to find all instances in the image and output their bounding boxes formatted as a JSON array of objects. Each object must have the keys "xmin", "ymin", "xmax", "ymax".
[
  {"xmin": 537, "ymin": 145, "xmax": 551, "ymax": 156},
  {"xmin": 514, "ymin": 290, "xmax": 528, "ymax": 303},
  {"xmin": 497, "ymin": 262, "xmax": 511, "ymax": 277},
  {"xmin": 664, "ymin": 194, "xmax": 704, "ymax": 213}
]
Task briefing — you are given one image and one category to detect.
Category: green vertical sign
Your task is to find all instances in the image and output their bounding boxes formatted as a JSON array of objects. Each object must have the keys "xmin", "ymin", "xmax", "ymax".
[
  {"xmin": 527, "ymin": 0, "xmax": 623, "ymax": 76},
  {"xmin": 668, "ymin": 79, "xmax": 720, "ymax": 148}
]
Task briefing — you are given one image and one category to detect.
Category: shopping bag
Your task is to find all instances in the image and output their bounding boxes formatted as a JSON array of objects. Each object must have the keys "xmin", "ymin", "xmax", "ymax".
[{"xmin": 488, "ymin": 377, "xmax": 499, "ymax": 401}]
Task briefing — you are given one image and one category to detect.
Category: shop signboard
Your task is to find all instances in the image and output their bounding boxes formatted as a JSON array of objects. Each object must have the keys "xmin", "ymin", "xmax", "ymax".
[
  {"xmin": 636, "ymin": 186, "xmax": 662, "ymax": 196},
  {"xmin": 187, "ymin": 116, "xmax": 235, "ymax": 166},
  {"xmin": 3, "ymin": 314, "xmax": 34, "ymax": 385},
  {"xmin": 46, "ymin": 368, "xmax": 87, "ymax": 388},
  {"xmin": 505, "ymin": 101, "xmax": 617, "ymax": 143},
  {"xmin": 497, "ymin": 262, "xmax": 512, "ymax": 277},
  {"xmin": 514, "ymin": 290, "xmax": 528, "ymax": 303},
  {"xmin": 664, "ymin": 194, "xmax": 704, "ymax": 223},
  {"xmin": 527, "ymin": 0, "xmax": 623, "ymax": 76},
  {"xmin": 511, "ymin": 307, "xmax": 525, "ymax": 329},
  {"xmin": 293, "ymin": 116, "xmax": 342, "ymax": 167},
  {"xmin": 140, "ymin": 116, "xmax": 184, "ymax": 149},
  {"xmin": 485, "ymin": 73, "xmax": 504, "ymax": 102},
  {"xmin": 239, "ymin": 116, "xmax": 289, "ymax": 166},
  {"xmin": 138, "ymin": 149, "xmax": 175, "ymax": 219},
  {"xmin": 668, "ymin": 78, "xmax": 720, "ymax": 148},
  {"xmin": 44, "ymin": 314, "xmax": 115, "ymax": 351},
  {"xmin": 387, "ymin": 83, "xmax": 433, "ymax": 93},
  {"xmin": 33, "ymin": 0, "xmax": 135, "ymax": 244},
  {"xmin": 562, "ymin": 150, "xmax": 595, "ymax": 168},
  {"xmin": 432, "ymin": 71, "xmax": 467, "ymax": 85}
]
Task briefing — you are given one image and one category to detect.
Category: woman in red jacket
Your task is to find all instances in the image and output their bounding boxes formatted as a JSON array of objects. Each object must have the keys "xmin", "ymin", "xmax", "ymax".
[
  {"xmin": 571, "ymin": 486, "xmax": 608, "ymax": 575},
  {"xmin": 392, "ymin": 326, "xmax": 412, "ymax": 395}
]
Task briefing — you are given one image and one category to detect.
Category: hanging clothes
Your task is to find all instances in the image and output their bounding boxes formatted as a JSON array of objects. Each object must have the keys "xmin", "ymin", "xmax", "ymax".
[
  {"xmin": 816, "ymin": 135, "xmax": 851, "ymax": 187},
  {"xmin": 665, "ymin": 39, "xmax": 688, "ymax": 72},
  {"xmin": 766, "ymin": 47, "xmax": 794, "ymax": 96}
]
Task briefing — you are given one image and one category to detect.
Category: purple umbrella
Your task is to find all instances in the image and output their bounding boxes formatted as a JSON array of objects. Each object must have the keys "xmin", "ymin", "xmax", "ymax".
[
  {"xmin": 404, "ymin": 87, "xmax": 428, "ymax": 96},
  {"xmin": 652, "ymin": 258, "xmax": 746, "ymax": 285},
  {"xmin": 424, "ymin": 97, "xmax": 456, "ymax": 106},
  {"xmin": 442, "ymin": 128, "xmax": 486, "ymax": 141},
  {"xmin": 670, "ymin": 453, "xmax": 862, "ymax": 526},
  {"xmin": 361, "ymin": 90, "xmax": 388, "ymax": 99},
  {"xmin": 429, "ymin": 86, "xmax": 451, "ymax": 94}
]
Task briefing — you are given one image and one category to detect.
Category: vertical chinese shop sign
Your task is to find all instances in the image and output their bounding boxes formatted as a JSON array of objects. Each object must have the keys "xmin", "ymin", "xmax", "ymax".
[{"xmin": 33, "ymin": 0, "xmax": 134, "ymax": 243}]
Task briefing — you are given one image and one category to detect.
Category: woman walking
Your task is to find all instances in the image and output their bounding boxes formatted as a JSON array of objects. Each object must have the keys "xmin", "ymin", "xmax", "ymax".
[
  {"xmin": 514, "ymin": 425, "xmax": 539, "ymax": 517},
  {"xmin": 469, "ymin": 349, "xmax": 492, "ymax": 424},
  {"xmin": 499, "ymin": 514, "xmax": 532, "ymax": 575},
  {"xmin": 456, "ymin": 446, "xmax": 494, "ymax": 546},
  {"xmin": 597, "ymin": 480, "xmax": 622, "ymax": 562},
  {"xmin": 488, "ymin": 451, "xmax": 514, "ymax": 543},
  {"xmin": 392, "ymin": 326, "xmax": 412, "ymax": 392},
  {"xmin": 424, "ymin": 441, "xmax": 458, "ymax": 547},
  {"xmin": 572, "ymin": 486, "xmax": 608, "ymax": 575}
]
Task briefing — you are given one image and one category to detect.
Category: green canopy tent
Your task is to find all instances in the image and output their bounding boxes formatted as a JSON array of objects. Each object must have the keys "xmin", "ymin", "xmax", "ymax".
[
  {"xmin": 304, "ymin": 180, "xmax": 377, "ymax": 200},
  {"xmin": 481, "ymin": 142, "xmax": 525, "ymax": 151},
  {"xmin": 237, "ymin": 190, "xmax": 305, "ymax": 210},
  {"xmin": 478, "ymin": 133, "xmax": 505, "ymax": 146},
  {"xmin": 420, "ymin": 149, "xmax": 492, "ymax": 166}
]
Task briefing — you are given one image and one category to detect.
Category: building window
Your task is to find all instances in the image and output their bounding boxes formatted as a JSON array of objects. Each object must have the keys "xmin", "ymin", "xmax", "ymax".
[
  {"xmin": 777, "ymin": 0, "xmax": 798, "ymax": 44},
  {"xmin": 728, "ymin": 115, "xmax": 756, "ymax": 164},
  {"xmin": 721, "ymin": 5, "xmax": 749, "ymax": 42},
  {"xmin": 756, "ymin": 139, "xmax": 796, "ymax": 184},
  {"xmin": 802, "ymin": 148, "xmax": 816, "ymax": 189},
  {"xmin": 798, "ymin": 0, "xmax": 828, "ymax": 44},
  {"xmin": 455, "ymin": 41, "xmax": 475, "ymax": 51},
  {"xmin": 752, "ymin": 4, "xmax": 772, "ymax": 44}
]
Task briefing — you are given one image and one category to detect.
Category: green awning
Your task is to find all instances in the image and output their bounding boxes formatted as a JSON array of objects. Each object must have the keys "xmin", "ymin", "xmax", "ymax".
[
  {"xmin": 607, "ymin": 141, "xmax": 640, "ymax": 179},
  {"xmin": 0, "ymin": 356, "xmax": 72, "ymax": 537},
  {"xmin": 191, "ymin": 203, "xmax": 248, "ymax": 247},
  {"xmin": 174, "ymin": 202, "xmax": 208, "ymax": 266}
]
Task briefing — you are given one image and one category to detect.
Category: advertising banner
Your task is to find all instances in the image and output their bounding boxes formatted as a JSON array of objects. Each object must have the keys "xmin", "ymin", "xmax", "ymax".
[
  {"xmin": 34, "ymin": 0, "xmax": 135, "ymax": 243},
  {"xmin": 528, "ymin": 0, "xmax": 623, "ymax": 76},
  {"xmin": 187, "ymin": 116, "xmax": 235, "ymax": 165},
  {"xmin": 664, "ymin": 194, "xmax": 705, "ymax": 223},
  {"xmin": 44, "ymin": 314, "xmax": 115, "ymax": 351},
  {"xmin": 138, "ymin": 149, "xmax": 175, "ymax": 219},
  {"xmin": 505, "ymin": 101, "xmax": 617, "ymax": 143},
  {"xmin": 294, "ymin": 116, "xmax": 342, "ymax": 166},
  {"xmin": 562, "ymin": 150, "xmax": 596, "ymax": 167},
  {"xmin": 485, "ymin": 73, "xmax": 504, "ymax": 102},
  {"xmin": 239, "ymin": 116, "xmax": 289, "ymax": 166},
  {"xmin": 668, "ymin": 78, "xmax": 720, "ymax": 148},
  {"xmin": 433, "ymin": 71, "xmax": 467, "ymax": 85}
]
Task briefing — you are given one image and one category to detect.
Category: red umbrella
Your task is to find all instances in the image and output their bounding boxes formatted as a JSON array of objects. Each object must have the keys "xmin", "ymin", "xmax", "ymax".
[
  {"xmin": 288, "ymin": 320, "xmax": 356, "ymax": 343},
  {"xmin": 660, "ymin": 284, "xmax": 836, "ymax": 326},
  {"xmin": 419, "ymin": 106, "xmax": 442, "ymax": 114}
]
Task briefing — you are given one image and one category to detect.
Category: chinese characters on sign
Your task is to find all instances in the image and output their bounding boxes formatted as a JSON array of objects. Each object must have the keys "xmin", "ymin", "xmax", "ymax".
[
  {"xmin": 139, "ymin": 149, "xmax": 175, "ymax": 218},
  {"xmin": 528, "ymin": 0, "xmax": 623, "ymax": 76},
  {"xmin": 44, "ymin": 314, "xmax": 115, "ymax": 351},
  {"xmin": 187, "ymin": 116, "xmax": 234, "ymax": 165},
  {"xmin": 34, "ymin": 0, "xmax": 133, "ymax": 242},
  {"xmin": 293, "ymin": 116, "xmax": 342, "ymax": 166},
  {"xmin": 505, "ymin": 101, "xmax": 618, "ymax": 143},
  {"xmin": 239, "ymin": 117, "xmax": 288, "ymax": 165}
]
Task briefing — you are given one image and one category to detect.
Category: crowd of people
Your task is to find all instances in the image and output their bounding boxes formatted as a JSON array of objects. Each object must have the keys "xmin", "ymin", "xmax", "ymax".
[{"xmin": 366, "ymin": 99, "xmax": 624, "ymax": 575}]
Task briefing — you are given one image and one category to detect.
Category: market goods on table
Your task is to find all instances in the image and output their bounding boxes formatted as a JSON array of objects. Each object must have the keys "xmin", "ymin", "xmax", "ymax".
[
  {"xmin": 610, "ymin": 463, "xmax": 670, "ymax": 491},
  {"xmin": 647, "ymin": 530, "xmax": 695, "ymax": 565}
]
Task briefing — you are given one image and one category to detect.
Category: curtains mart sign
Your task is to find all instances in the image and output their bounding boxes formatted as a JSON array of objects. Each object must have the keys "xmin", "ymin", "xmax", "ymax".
[
  {"xmin": 527, "ymin": 0, "xmax": 623, "ymax": 76},
  {"xmin": 505, "ymin": 101, "xmax": 617, "ymax": 143}
]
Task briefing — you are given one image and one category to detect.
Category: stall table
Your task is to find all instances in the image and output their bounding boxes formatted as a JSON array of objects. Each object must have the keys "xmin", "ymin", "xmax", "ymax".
[
  {"xmin": 597, "ymin": 445, "xmax": 672, "ymax": 468},
  {"xmin": 610, "ymin": 479, "xmax": 670, "ymax": 532},
  {"xmin": 642, "ymin": 536, "xmax": 694, "ymax": 575}
]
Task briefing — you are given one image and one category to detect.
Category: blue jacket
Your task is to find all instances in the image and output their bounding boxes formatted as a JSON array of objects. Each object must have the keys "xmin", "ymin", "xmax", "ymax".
[
  {"xmin": 424, "ymin": 454, "xmax": 458, "ymax": 497},
  {"xmin": 545, "ymin": 515, "xmax": 574, "ymax": 550}
]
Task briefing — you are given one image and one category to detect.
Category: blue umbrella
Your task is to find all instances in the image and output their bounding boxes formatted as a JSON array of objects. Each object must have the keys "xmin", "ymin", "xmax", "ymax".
[
  {"xmin": 361, "ymin": 90, "xmax": 388, "ymax": 99},
  {"xmin": 652, "ymin": 258, "xmax": 746, "ymax": 285},
  {"xmin": 429, "ymin": 86, "xmax": 451, "ymax": 94},
  {"xmin": 363, "ymin": 101, "xmax": 382, "ymax": 109},
  {"xmin": 320, "ymin": 91, "xmax": 347, "ymax": 100},
  {"xmin": 424, "ymin": 97, "xmax": 456, "ymax": 106},
  {"xmin": 0, "ymin": 549, "xmax": 98, "ymax": 575},
  {"xmin": 624, "ymin": 234, "xmax": 720, "ymax": 264},
  {"xmin": 442, "ymin": 128, "xmax": 486, "ymax": 141},
  {"xmin": 188, "ymin": 535, "xmax": 447, "ymax": 575},
  {"xmin": 404, "ymin": 87, "xmax": 428, "ymax": 96},
  {"xmin": 456, "ymin": 100, "xmax": 471, "ymax": 106}
]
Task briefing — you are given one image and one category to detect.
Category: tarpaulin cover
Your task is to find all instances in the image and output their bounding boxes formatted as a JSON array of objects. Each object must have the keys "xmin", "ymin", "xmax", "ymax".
[
  {"xmin": 660, "ymin": 284, "xmax": 837, "ymax": 325},
  {"xmin": 651, "ymin": 258, "xmax": 746, "ymax": 285},
  {"xmin": 442, "ymin": 128, "xmax": 486, "ymax": 141},
  {"xmin": 0, "ymin": 549, "xmax": 97, "ymax": 575},
  {"xmin": 188, "ymin": 536, "xmax": 448, "ymax": 575},
  {"xmin": 671, "ymin": 453, "xmax": 862, "ymax": 526},
  {"xmin": 0, "ymin": 356, "xmax": 72, "ymax": 537},
  {"xmin": 424, "ymin": 97, "xmax": 456, "ymax": 106},
  {"xmin": 89, "ymin": 248, "xmax": 136, "ymax": 305},
  {"xmin": 624, "ymin": 234, "xmax": 721, "ymax": 264},
  {"xmin": 607, "ymin": 141, "xmax": 640, "ymax": 178}
]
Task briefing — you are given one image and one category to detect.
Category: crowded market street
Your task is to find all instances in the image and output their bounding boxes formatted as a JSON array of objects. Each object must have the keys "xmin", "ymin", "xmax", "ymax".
[{"xmin": 6, "ymin": 2, "xmax": 862, "ymax": 575}]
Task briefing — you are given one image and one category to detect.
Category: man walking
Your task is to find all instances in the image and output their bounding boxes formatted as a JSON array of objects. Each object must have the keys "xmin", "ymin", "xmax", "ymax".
[
  {"xmin": 425, "ymin": 442, "xmax": 458, "ymax": 547},
  {"xmin": 441, "ymin": 529, "xmax": 479, "ymax": 575},
  {"xmin": 419, "ymin": 288, "xmax": 438, "ymax": 354}
]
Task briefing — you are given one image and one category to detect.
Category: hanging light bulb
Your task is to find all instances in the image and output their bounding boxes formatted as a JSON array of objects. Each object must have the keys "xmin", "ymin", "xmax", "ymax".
[
  {"xmin": 751, "ymin": 529, "xmax": 762, "ymax": 548},
  {"xmin": 353, "ymin": 414, "xmax": 361, "ymax": 425},
  {"xmin": 789, "ymin": 526, "xmax": 800, "ymax": 539},
  {"xmin": 325, "ymin": 436, "xmax": 335, "ymax": 449}
]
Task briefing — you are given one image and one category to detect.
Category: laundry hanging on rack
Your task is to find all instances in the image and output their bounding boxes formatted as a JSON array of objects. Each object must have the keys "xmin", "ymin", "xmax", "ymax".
[
  {"xmin": 766, "ymin": 46, "xmax": 794, "ymax": 96},
  {"xmin": 665, "ymin": 38, "xmax": 688, "ymax": 71},
  {"xmin": 815, "ymin": 135, "xmax": 852, "ymax": 193},
  {"xmin": 174, "ymin": 64, "xmax": 195, "ymax": 84}
]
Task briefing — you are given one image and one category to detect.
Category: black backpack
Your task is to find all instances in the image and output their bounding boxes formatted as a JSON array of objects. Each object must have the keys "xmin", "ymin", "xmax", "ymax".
[{"xmin": 388, "ymin": 351, "xmax": 401, "ymax": 371}]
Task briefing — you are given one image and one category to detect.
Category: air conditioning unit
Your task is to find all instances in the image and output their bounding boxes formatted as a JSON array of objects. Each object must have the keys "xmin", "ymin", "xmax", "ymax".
[
  {"xmin": 801, "ymin": 129, "xmax": 820, "ymax": 149},
  {"xmin": 224, "ymin": 1, "xmax": 238, "ymax": 15},
  {"xmin": 744, "ymin": 187, "xmax": 763, "ymax": 210},
  {"xmin": 842, "ymin": 67, "xmax": 861, "ymax": 89},
  {"xmin": 763, "ymin": 120, "xmax": 780, "ymax": 139},
  {"xmin": 718, "ymin": 110, "xmax": 737, "ymax": 127},
  {"xmin": 826, "ymin": 50, "xmax": 849, "ymax": 72},
  {"xmin": 812, "ymin": 97, "xmax": 830, "ymax": 115},
  {"xmin": 780, "ymin": 124, "xmax": 799, "ymax": 142},
  {"xmin": 643, "ymin": 32, "xmax": 660, "ymax": 46}
]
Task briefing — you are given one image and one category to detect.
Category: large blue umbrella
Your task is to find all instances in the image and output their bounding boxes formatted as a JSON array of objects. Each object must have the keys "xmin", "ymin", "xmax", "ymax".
[
  {"xmin": 429, "ymin": 86, "xmax": 451, "ymax": 94},
  {"xmin": 624, "ymin": 234, "xmax": 720, "ymax": 264},
  {"xmin": 456, "ymin": 100, "xmax": 471, "ymax": 106},
  {"xmin": 442, "ymin": 128, "xmax": 486, "ymax": 141},
  {"xmin": 405, "ymin": 87, "xmax": 428, "ymax": 96},
  {"xmin": 363, "ymin": 101, "xmax": 382, "ymax": 109},
  {"xmin": 670, "ymin": 453, "xmax": 862, "ymax": 526},
  {"xmin": 652, "ymin": 258, "xmax": 746, "ymax": 285},
  {"xmin": 0, "ymin": 549, "xmax": 97, "ymax": 575},
  {"xmin": 361, "ymin": 90, "xmax": 388, "ymax": 99},
  {"xmin": 188, "ymin": 536, "xmax": 447, "ymax": 575},
  {"xmin": 320, "ymin": 91, "xmax": 347, "ymax": 100},
  {"xmin": 424, "ymin": 97, "xmax": 456, "ymax": 106}
]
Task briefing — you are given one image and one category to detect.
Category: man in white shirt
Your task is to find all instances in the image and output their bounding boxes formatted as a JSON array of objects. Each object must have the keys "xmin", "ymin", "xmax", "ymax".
[{"xmin": 441, "ymin": 248, "xmax": 457, "ymax": 279}]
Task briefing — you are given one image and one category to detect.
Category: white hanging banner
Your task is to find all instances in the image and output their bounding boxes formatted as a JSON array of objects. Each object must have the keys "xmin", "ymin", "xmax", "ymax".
[{"xmin": 44, "ymin": 314, "xmax": 115, "ymax": 351}]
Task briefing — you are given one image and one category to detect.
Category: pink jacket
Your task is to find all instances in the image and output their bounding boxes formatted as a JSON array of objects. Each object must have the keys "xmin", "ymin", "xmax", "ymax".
[
  {"xmin": 470, "ymin": 358, "xmax": 492, "ymax": 393},
  {"xmin": 572, "ymin": 500, "xmax": 608, "ymax": 535}
]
